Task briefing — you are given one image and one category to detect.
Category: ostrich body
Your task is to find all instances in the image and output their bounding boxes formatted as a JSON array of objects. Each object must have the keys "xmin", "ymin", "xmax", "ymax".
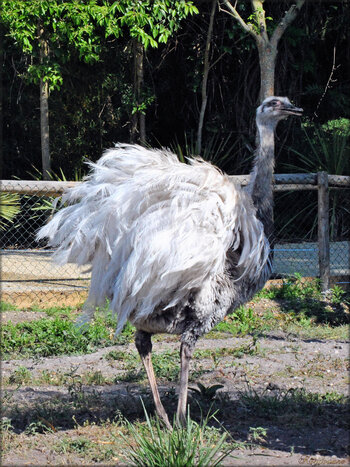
[{"xmin": 37, "ymin": 97, "xmax": 302, "ymax": 429}]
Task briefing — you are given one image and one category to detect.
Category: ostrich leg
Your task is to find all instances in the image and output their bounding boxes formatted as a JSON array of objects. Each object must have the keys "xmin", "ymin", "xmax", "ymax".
[
  {"xmin": 176, "ymin": 341, "xmax": 195, "ymax": 426},
  {"xmin": 135, "ymin": 330, "xmax": 172, "ymax": 430}
]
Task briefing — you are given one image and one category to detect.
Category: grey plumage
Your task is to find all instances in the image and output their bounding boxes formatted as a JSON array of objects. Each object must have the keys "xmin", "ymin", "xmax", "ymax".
[{"xmin": 37, "ymin": 96, "xmax": 302, "ymax": 429}]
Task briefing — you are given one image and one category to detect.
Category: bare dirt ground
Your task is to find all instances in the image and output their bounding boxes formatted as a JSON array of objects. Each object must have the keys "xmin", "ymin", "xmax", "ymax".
[{"xmin": 2, "ymin": 304, "xmax": 349, "ymax": 466}]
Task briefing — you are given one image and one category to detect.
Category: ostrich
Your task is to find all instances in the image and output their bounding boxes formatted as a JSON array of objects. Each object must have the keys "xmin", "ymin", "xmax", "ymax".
[{"xmin": 37, "ymin": 96, "xmax": 302, "ymax": 429}]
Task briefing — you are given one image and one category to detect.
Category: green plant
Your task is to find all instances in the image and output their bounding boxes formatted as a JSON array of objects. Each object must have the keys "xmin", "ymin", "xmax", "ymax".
[
  {"xmin": 257, "ymin": 274, "xmax": 321, "ymax": 301},
  {"xmin": 8, "ymin": 366, "xmax": 32, "ymax": 385},
  {"xmin": 1, "ymin": 311, "xmax": 121, "ymax": 358},
  {"xmin": 152, "ymin": 351, "xmax": 180, "ymax": 381},
  {"xmin": 24, "ymin": 420, "xmax": 55, "ymax": 435},
  {"xmin": 1, "ymin": 417, "xmax": 14, "ymax": 433},
  {"xmin": 283, "ymin": 120, "xmax": 350, "ymax": 239},
  {"xmin": 214, "ymin": 306, "xmax": 263, "ymax": 336},
  {"xmin": 329, "ymin": 285, "xmax": 346, "ymax": 304},
  {"xmin": 0, "ymin": 193, "xmax": 21, "ymax": 231},
  {"xmin": 85, "ymin": 370, "xmax": 106, "ymax": 385},
  {"xmin": 63, "ymin": 437, "xmax": 93, "ymax": 454},
  {"xmin": 189, "ymin": 383, "xmax": 224, "ymax": 401},
  {"xmin": 64, "ymin": 370, "xmax": 101, "ymax": 408},
  {"xmin": 239, "ymin": 385, "xmax": 349, "ymax": 428},
  {"xmin": 248, "ymin": 426, "xmax": 268, "ymax": 443},
  {"xmin": 289, "ymin": 120, "xmax": 350, "ymax": 175},
  {"xmin": 171, "ymin": 132, "xmax": 247, "ymax": 174},
  {"xmin": 0, "ymin": 301, "xmax": 18, "ymax": 312},
  {"xmin": 121, "ymin": 406, "xmax": 232, "ymax": 467}
]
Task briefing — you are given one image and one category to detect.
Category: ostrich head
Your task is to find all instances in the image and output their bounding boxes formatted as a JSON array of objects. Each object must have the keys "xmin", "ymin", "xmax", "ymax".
[{"xmin": 256, "ymin": 96, "xmax": 303, "ymax": 128}]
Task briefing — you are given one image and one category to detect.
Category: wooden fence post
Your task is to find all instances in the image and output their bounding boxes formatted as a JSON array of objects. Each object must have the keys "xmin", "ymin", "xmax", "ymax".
[{"xmin": 318, "ymin": 171, "xmax": 330, "ymax": 291}]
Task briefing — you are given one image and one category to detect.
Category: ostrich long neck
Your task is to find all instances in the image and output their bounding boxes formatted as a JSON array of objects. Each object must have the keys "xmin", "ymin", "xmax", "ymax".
[{"xmin": 247, "ymin": 121, "xmax": 275, "ymax": 242}]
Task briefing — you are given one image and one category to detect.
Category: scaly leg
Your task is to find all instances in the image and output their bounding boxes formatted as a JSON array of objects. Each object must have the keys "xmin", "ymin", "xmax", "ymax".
[
  {"xmin": 176, "ymin": 341, "xmax": 195, "ymax": 426},
  {"xmin": 135, "ymin": 330, "xmax": 172, "ymax": 430}
]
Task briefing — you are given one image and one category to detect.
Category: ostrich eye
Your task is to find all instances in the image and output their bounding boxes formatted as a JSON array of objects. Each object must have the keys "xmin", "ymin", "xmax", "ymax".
[
  {"xmin": 269, "ymin": 99, "xmax": 280, "ymax": 107},
  {"xmin": 261, "ymin": 99, "xmax": 281, "ymax": 112}
]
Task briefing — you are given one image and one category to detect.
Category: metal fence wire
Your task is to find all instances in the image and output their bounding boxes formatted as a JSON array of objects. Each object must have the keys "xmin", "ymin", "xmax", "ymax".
[{"xmin": 1, "ymin": 174, "xmax": 349, "ymax": 307}]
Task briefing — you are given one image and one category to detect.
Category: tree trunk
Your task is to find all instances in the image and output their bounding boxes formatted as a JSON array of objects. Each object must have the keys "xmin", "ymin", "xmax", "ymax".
[
  {"xmin": 196, "ymin": 0, "xmax": 216, "ymax": 155},
  {"xmin": 131, "ymin": 41, "xmax": 145, "ymax": 145},
  {"xmin": 220, "ymin": 0, "xmax": 305, "ymax": 103},
  {"xmin": 257, "ymin": 41, "xmax": 277, "ymax": 101},
  {"xmin": 39, "ymin": 24, "xmax": 51, "ymax": 180},
  {"xmin": 40, "ymin": 79, "xmax": 50, "ymax": 180}
]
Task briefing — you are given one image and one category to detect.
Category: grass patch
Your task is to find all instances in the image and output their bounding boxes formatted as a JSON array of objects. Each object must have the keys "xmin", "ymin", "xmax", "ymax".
[
  {"xmin": 213, "ymin": 306, "xmax": 264, "ymax": 336},
  {"xmin": 0, "ymin": 301, "xmax": 19, "ymax": 312},
  {"xmin": 108, "ymin": 343, "xmax": 263, "ymax": 385},
  {"xmin": 209, "ymin": 276, "xmax": 349, "ymax": 340},
  {"xmin": 35, "ymin": 305, "xmax": 77, "ymax": 318},
  {"xmin": 239, "ymin": 386, "xmax": 349, "ymax": 428},
  {"xmin": 1, "ymin": 312, "xmax": 134, "ymax": 359},
  {"xmin": 2, "ymin": 276, "xmax": 348, "ymax": 360},
  {"xmin": 256, "ymin": 274, "xmax": 349, "ymax": 326},
  {"xmin": 8, "ymin": 366, "xmax": 32, "ymax": 385},
  {"xmin": 121, "ymin": 407, "xmax": 233, "ymax": 467}
]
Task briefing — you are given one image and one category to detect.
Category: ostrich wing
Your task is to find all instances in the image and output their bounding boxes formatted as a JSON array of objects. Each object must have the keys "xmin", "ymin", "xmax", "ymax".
[{"xmin": 37, "ymin": 144, "xmax": 267, "ymax": 333}]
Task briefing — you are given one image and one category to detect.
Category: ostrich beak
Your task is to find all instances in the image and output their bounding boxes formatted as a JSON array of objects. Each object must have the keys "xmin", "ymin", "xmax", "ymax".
[{"xmin": 281, "ymin": 103, "xmax": 303, "ymax": 116}]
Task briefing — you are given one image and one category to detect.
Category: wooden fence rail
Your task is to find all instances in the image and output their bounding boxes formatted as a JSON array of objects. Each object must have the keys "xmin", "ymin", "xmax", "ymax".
[
  {"xmin": 2, "ymin": 173, "xmax": 350, "ymax": 196},
  {"xmin": 1, "ymin": 172, "xmax": 350, "ymax": 292}
]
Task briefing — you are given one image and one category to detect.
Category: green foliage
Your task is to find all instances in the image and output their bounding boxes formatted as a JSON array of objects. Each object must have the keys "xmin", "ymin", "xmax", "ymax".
[
  {"xmin": 107, "ymin": 349, "xmax": 180, "ymax": 382},
  {"xmin": 256, "ymin": 275, "xmax": 349, "ymax": 327},
  {"xmin": 258, "ymin": 273, "xmax": 321, "ymax": 301},
  {"xmin": 322, "ymin": 118, "xmax": 350, "ymax": 137},
  {"xmin": 0, "ymin": 302, "xmax": 19, "ymax": 312},
  {"xmin": 329, "ymin": 285, "xmax": 347, "ymax": 305},
  {"xmin": 1, "ymin": 417, "xmax": 14, "ymax": 433},
  {"xmin": 1, "ymin": 0, "xmax": 198, "ymax": 89},
  {"xmin": 240, "ymin": 386, "xmax": 349, "ymax": 427},
  {"xmin": 24, "ymin": 420, "xmax": 55, "ymax": 435},
  {"xmin": 214, "ymin": 306, "xmax": 262, "ymax": 336},
  {"xmin": 57, "ymin": 437, "xmax": 93, "ymax": 454},
  {"xmin": 282, "ymin": 120, "xmax": 349, "ymax": 240},
  {"xmin": 189, "ymin": 383, "xmax": 224, "ymax": 402},
  {"xmin": 8, "ymin": 366, "xmax": 32, "ymax": 385},
  {"xmin": 171, "ymin": 131, "xmax": 247, "ymax": 173},
  {"xmin": 121, "ymin": 406, "xmax": 232, "ymax": 467},
  {"xmin": 0, "ymin": 193, "xmax": 21, "ymax": 231},
  {"xmin": 288, "ymin": 120, "xmax": 350, "ymax": 175},
  {"xmin": 1, "ymin": 0, "xmax": 102, "ymax": 89},
  {"xmin": 282, "ymin": 120, "xmax": 350, "ymax": 239},
  {"xmin": 111, "ymin": 1, "xmax": 199, "ymax": 49},
  {"xmin": 1, "ymin": 312, "xmax": 119, "ymax": 358},
  {"xmin": 247, "ymin": 7, "xmax": 273, "ymax": 36},
  {"xmin": 152, "ymin": 350, "xmax": 180, "ymax": 381},
  {"xmin": 248, "ymin": 426, "xmax": 268, "ymax": 443}
]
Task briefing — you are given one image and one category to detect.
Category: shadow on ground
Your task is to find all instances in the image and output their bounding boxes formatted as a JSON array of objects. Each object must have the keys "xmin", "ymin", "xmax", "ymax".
[{"xmin": 3, "ymin": 382, "xmax": 349, "ymax": 458}]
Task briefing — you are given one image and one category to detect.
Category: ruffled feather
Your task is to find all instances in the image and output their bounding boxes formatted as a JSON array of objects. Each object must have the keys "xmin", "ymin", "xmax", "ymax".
[{"xmin": 37, "ymin": 144, "xmax": 269, "ymax": 333}]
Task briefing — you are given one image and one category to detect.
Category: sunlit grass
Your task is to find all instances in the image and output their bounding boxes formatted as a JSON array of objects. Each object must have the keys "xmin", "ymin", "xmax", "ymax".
[{"xmin": 2, "ymin": 276, "xmax": 348, "ymax": 360}]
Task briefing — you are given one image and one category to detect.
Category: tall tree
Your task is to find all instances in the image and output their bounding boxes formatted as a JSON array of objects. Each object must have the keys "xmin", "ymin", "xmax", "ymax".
[
  {"xmin": 108, "ymin": 1, "xmax": 199, "ymax": 143},
  {"xmin": 38, "ymin": 21, "xmax": 50, "ymax": 179},
  {"xmin": 196, "ymin": 0, "xmax": 217, "ymax": 154},
  {"xmin": 1, "ymin": 0, "xmax": 103, "ymax": 178},
  {"xmin": 220, "ymin": 0, "xmax": 305, "ymax": 101},
  {"xmin": 1, "ymin": 0, "xmax": 199, "ymax": 172}
]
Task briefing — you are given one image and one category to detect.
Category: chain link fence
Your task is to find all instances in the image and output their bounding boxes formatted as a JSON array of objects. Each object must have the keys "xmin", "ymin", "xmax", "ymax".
[
  {"xmin": 1, "ymin": 174, "xmax": 349, "ymax": 307},
  {"xmin": 1, "ymin": 181, "xmax": 89, "ymax": 307}
]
